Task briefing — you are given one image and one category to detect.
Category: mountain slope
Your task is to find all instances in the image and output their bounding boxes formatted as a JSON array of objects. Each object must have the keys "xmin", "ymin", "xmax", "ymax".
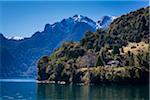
[{"xmin": 108, "ymin": 7, "xmax": 149, "ymax": 43}]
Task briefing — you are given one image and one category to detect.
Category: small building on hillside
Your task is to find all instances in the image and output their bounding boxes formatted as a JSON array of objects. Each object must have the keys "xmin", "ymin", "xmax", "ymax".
[{"xmin": 106, "ymin": 60, "xmax": 120, "ymax": 67}]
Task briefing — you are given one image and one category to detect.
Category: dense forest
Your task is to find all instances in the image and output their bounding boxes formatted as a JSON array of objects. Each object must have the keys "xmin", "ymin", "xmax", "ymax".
[{"xmin": 37, "ymin": 6, "xmax": 149, "ymax": 84}]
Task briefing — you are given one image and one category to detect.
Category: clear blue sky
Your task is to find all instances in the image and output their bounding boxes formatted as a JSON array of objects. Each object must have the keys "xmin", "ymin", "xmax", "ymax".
[{"xmin": 0, "ymin": 0, "xmax": 149, "ymax": 37}]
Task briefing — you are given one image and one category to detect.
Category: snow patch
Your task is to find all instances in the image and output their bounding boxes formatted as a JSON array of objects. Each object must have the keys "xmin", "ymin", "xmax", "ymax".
[{"xmin": 7, "ymin": 36, "xmax": 24, "ymax": 40}]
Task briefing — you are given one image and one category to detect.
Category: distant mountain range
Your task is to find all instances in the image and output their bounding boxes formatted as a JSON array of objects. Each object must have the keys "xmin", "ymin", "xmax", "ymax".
[{"xmin": 0, "ymin": 15, "xmax": 115, "ymax": 78}]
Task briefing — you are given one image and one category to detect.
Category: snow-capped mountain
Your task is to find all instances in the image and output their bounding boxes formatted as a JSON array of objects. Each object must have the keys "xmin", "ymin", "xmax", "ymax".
[
  {"xmin": 96, "ymin": 16, "xmax": 117, "ymax": 29},
  {"xmin": 51, "ymin": 15, "xmax": 115, "ymax": 32},
  {"xmin": 0, "ymin": 15, "xmax": 115, "ymax": 78},
  {"xmin": 72, "ymin": 15, "xmax": 96, "ymax": 29}
]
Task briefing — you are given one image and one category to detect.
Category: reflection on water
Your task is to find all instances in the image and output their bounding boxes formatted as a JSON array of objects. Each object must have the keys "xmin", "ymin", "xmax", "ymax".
[
  {"xmin": 0, "ymin": 80, "xmax": 149, "ymax": 100},
  {"xmin": 37, "ymin": 84, "xmax": 149, "ymax": 100}
]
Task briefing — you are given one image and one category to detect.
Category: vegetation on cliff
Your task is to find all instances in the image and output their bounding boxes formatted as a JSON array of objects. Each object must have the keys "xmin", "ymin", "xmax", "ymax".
[{"xmin": 37, "ymin": 7, "xmax": 149, "ymax": 84}]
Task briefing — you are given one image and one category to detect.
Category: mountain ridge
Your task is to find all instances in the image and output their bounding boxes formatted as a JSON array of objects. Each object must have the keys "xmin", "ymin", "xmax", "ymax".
[{"xmin": 4, "ymin": 15, "xmax": 115, "ymax": 40}]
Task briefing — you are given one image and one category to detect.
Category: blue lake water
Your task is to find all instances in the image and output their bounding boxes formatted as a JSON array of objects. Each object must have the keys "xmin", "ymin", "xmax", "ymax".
[{"xmin": 0, "ymin": 79, "xmax": 149, "ymax": 100}]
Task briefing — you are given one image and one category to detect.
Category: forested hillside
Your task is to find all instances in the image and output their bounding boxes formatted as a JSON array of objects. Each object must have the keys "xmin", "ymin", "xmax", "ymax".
[{"xmin": 37, "ymin": 7, "xmax": 149, "ymax": 84}]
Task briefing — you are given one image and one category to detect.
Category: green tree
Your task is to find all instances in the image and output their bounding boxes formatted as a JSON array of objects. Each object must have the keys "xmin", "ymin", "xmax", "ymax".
[
  {"xmin": 96, "ymin": 54, "xmax": 104, "ymax": 66},
  {"xmin": 112, "ymin": 45, "xmax": 120, "ymax": 54},
  {"xmin": 129, "ymin": 53, "xmax": 135, "ymax": 67}
]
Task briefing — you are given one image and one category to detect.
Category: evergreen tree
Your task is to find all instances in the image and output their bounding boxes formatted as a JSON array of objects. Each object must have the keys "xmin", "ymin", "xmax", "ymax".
[
  {"xmin": 112, "ymin": 45, "xmax": 120, "ymax": 54},
  {"xmin": 96, "ymin": 54, "xmax": 104, "ymax": 66},
  {"xmin": 129, "ymin": 53, "xmax": 135, "ymax": 67}
]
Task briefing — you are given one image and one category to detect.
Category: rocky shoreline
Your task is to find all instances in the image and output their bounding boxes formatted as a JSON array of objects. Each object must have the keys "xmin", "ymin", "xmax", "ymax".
[{"xmin": 37, "ymin": 66, "xmax": 149, "ymax": 85}]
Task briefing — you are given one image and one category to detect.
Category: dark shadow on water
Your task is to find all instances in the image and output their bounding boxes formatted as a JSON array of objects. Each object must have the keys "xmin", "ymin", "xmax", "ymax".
[{"xmin": 37, "ymin": 84, "xmax": 149, "ymax": 100}]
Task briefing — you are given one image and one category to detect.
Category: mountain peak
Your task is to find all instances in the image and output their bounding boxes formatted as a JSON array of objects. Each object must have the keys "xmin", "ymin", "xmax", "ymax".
[
  {"xmin": 72, "ymin": 14, "xmax": 84, "ymax": 21},
  {"xmin": 72, "ymin": 14, "xmax": 96, "ymax": 28},
  {"xmin": 44, "ymin": 24, "xmax": 52, "ymax": 32},
  {"xmin": 96, "ymin": 16, "xmax": 116, "ymax": 29}
]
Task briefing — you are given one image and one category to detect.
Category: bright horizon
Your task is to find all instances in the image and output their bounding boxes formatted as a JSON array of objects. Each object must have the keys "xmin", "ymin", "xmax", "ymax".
[{"xmin": 0, "ymin": 1, "xmax": 149, "ymax": 38}]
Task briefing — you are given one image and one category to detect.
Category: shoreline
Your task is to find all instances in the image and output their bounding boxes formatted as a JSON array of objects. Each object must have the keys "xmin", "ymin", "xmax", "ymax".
[{"xmin": 36, "ymin": 80, "xmax": 149, "ymax": 85}]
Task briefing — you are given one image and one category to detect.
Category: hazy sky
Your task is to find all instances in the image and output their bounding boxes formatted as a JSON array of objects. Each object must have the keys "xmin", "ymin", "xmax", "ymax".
[{"xmin": 0, "ymin": 0, "xmax": 149, "ymax": 37}]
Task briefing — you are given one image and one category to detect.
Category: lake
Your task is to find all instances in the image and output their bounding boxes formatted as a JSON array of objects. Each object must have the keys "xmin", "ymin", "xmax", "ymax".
[{"xmin": 0, "ymin": 79, "xmax": 149, "ymax": 100}]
